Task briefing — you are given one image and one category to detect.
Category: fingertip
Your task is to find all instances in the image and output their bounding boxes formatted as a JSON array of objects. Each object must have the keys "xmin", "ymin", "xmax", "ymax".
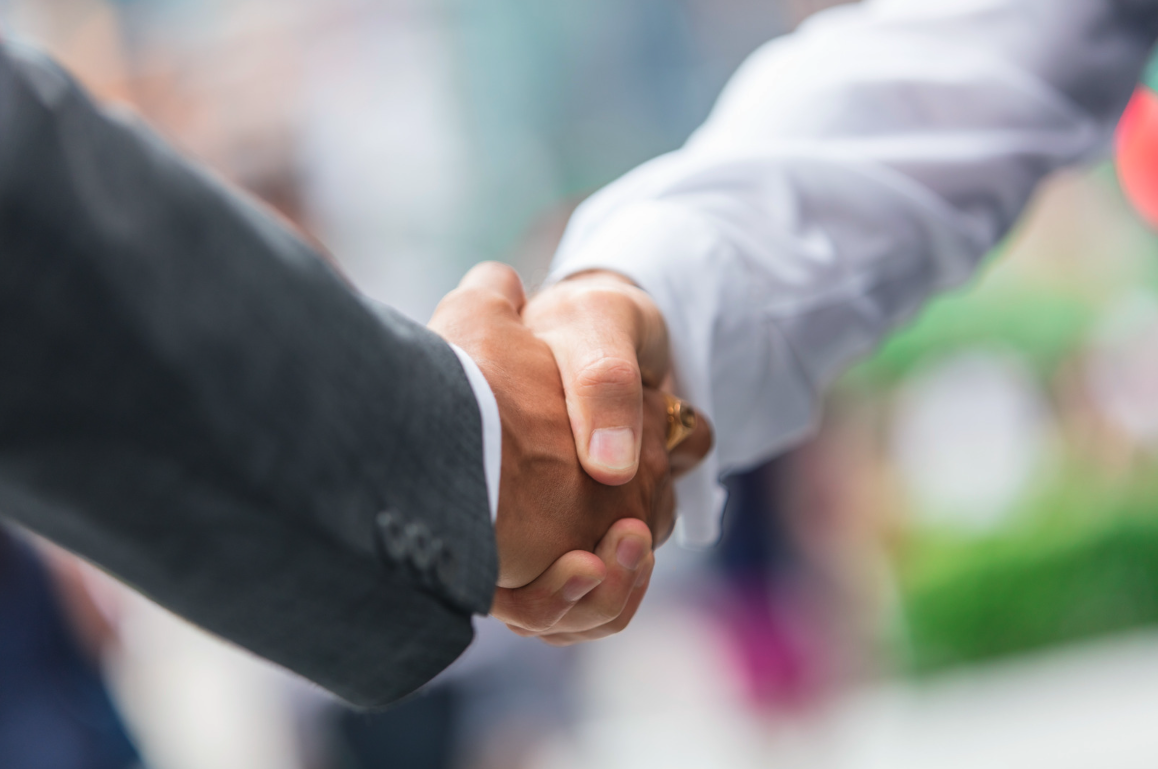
[
  {"xmin": 598, "ymin": 517, "xmax": 653, "ymax": 571},
  {"xmin": 608, "ymin": 516, "xmax": 653, "ymax": 543},
  {"xmin": 616, "ymin": 536, "xmax": 647, "ymax": 572}
]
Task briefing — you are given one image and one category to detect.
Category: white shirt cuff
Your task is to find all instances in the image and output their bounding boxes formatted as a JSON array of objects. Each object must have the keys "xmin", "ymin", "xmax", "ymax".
[{"xmin": 449, "ymin": 343, "xmax": 502, "ymax": 523}]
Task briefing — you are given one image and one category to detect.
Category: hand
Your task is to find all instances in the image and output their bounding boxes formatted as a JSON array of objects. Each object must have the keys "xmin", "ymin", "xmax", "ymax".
[
  {"xmin": 522, "ymin": 269, "xmax": 712, "ymax": 485},
  {"xmin": 493, "ymin": 516, "xmax": 657, "ymax": 646},
  {"xmin": 429, "ymin": 263, "xmax": 701, "ymax": 640}
]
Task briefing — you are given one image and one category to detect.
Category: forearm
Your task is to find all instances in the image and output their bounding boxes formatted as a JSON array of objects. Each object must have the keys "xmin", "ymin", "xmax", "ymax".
[
  {"xmin": 551, "ymin": 0, "xmax": 1158, "ymax": 543},
  {"xmin": 0, "ymin": 41, "xmax": 495, "ymax": 704}
]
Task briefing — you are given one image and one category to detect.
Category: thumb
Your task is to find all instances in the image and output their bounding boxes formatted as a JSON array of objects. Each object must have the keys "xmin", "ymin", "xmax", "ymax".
[
  {"xmin": 457, "ymin": 261, "xmax": 527, "ymax": 312},
  {"xmin": 549, "ymin": 328, "xmax": 645, "ymax": 486},
  {"xmin": 430, "ymin": 261, "xmax": 526, "ymax": 338},
  {"xmin": 526, "ymin": 273, "xmax": 669, "ymax": 486}
]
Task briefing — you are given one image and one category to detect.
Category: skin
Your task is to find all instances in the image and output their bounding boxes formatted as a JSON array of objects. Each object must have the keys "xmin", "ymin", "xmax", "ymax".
[
  {"xmin": 429, "ymin": 263, "xmax": 710, "ymax": 643},
  {"xmin": 523, "ymin": 269, "xmax": 712, "ymax": 486}
]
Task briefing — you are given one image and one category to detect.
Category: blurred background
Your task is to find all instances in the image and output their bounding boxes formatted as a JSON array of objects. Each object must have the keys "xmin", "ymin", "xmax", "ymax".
[{"xmin": 5, "ymin": 0, "xmax": 1158, "ymax": 767}]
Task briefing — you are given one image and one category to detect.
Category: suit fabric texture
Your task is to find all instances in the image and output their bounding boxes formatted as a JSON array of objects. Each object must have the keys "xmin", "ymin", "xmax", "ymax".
[{"xmin": 0, "ymin": 41, "xmax": 497, "ymax": 708}]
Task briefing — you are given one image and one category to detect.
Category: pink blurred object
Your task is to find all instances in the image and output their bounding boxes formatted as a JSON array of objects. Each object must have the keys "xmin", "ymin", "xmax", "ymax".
[
  {"xmin": 716, "ymin": 577, "xmax": 827, "ymax": 710},
  {"xmin": 1116, "ymin": 86, "xmax": 1158, "ymax": 229}
]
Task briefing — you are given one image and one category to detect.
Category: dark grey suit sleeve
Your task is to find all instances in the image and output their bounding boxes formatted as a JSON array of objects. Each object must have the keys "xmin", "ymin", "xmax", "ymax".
[{"xmin": 0, "ymin": 41, "xmax": 497, "ymax": 707}]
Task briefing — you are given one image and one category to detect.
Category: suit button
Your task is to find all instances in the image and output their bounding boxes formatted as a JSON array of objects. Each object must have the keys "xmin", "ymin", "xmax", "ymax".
[{"xmin": 376, "ymin": 511, "xmax": 408, "ymax": 563}]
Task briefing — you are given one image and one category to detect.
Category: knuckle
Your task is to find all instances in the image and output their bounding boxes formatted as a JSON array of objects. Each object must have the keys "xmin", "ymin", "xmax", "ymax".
[
  {"xmin": 469, "ymin": 260, "xmax": 518, "ymax": 284},
  {"xmin": 446, "ymin": 271, "xmax": 527, "ymax": 315},
  {"xmin": 485, "ymin": 263, "xmax": 525, "ymax": 297},
  {"xmin": 573, "ymin": 355, "xmax": 641, "ymax": 399}
]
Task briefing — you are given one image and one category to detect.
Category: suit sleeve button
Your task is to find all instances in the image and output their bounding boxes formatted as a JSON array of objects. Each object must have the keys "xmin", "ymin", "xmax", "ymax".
[{"xmin": 376, "ymin": 511, "xmax": 408, "ymax": 562}]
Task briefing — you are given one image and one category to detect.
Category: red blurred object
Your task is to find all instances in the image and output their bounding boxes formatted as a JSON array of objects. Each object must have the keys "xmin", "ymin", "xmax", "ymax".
[{"xmin": 1116, "ymin": 87, "xmax": 1158, "ymax": 229}]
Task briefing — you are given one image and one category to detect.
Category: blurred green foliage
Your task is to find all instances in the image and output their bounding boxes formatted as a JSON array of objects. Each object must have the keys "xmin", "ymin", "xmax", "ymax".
[
  {"xmin": 867, "ymin": 271, "xmax": 1158, "ymax": 673},
  {"xmin": 898, "ymin": 466, "xmax": 1158, "ymax": 674},
  {"xmin": 838, "ymin": 199, "xmax": 1158, "ymax": 674}
]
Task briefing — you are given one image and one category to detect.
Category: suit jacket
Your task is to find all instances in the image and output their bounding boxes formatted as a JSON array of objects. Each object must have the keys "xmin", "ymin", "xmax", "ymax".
[{"xmin": 0, "ymin": 41, "xmax": 497, "ymax": 708}]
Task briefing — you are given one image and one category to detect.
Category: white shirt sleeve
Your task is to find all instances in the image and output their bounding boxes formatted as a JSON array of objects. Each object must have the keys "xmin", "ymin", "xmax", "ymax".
[
  {"xmin": 549, "ymin": 0, "xmax": 1158, "ymax": 546},
  {"xmin": 449, "ymin": 343, "xmax": 502, "ymax": 523}
]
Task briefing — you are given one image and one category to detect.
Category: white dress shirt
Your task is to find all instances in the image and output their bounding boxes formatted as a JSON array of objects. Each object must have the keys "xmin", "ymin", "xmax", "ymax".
[
  {"xmin": 550, "ymin": 0, "xmax": 1158, "ymax": 545},
  {"xmin": 450, "ymin": 344, "xmax": 502, "ymax": 522}
]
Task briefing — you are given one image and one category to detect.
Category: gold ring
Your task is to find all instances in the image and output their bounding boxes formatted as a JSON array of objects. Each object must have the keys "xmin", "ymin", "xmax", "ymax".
[{"xmin": 664, "ymin": 393, "xmax": 697, "ymax": 452}]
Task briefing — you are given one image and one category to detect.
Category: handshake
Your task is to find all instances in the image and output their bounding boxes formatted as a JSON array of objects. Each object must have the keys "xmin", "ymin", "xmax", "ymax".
[{"xmin": 428, "ymin": 262, "xmax": 712, "ymax": 646}]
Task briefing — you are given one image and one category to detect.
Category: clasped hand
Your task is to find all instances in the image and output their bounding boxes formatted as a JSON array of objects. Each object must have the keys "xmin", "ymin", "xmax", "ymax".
[{"xmin": 429, "ymin": 263, "xmax": 710, "ymax": 645}]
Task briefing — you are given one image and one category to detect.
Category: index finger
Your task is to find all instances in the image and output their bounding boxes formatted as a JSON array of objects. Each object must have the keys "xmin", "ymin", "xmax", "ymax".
[{"xmin": 492, "ymin": 550, "xmax": 606, "ymax": 634}]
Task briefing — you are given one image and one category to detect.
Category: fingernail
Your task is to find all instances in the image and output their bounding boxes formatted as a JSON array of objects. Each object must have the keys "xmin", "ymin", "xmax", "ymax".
[
  {"xmin": 589, "ymin": 428, "xmax": 636, "ymax": 470},
  {"xmin": 616, "ymin": 537, "xmax": 646, "ymax": 571},
  {"xmin": 562, "ymin": 575, "xmax": 602, "ymax": 603}
]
